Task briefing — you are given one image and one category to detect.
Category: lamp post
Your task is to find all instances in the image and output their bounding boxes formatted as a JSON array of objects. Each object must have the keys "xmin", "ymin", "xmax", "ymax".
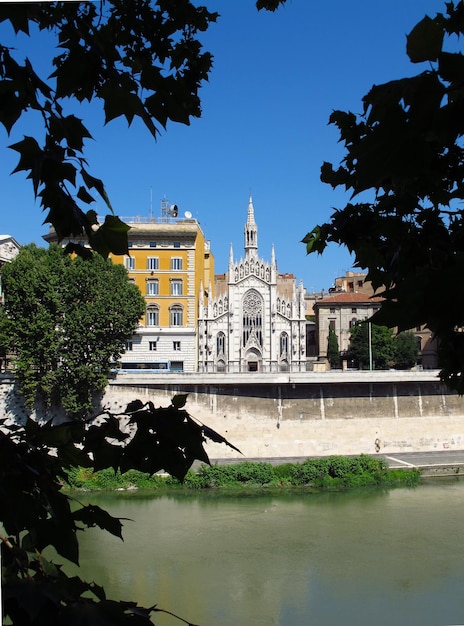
[{"xmin": 368, "ymin": 321, "xmax": 373, "ymax": 371}]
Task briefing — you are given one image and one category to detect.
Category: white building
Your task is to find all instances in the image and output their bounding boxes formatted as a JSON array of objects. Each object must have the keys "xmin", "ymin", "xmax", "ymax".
[
  {"xmin": 198, "ymin": 197, "xmax": 307, "ymax": 373},
  {"xmin": 0, "ymin": 235, "xmax": 21, "ymax": 306}
]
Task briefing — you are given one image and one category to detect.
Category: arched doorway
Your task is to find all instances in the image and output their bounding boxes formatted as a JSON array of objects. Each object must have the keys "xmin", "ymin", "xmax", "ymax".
[{"xmin": 245, "ymin": 347, "xmax": 262, "ymax": 372}]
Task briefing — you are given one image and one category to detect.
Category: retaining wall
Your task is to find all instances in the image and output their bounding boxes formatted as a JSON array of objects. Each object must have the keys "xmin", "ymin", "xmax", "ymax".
[{"xmin": 2, "ymin": 371, "xmax": 464, "ymax": 460}]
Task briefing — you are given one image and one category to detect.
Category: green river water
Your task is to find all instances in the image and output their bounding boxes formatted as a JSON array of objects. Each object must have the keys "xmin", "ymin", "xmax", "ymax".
[{"xmin": 72, "ymin": 480, "xmax": 464, "ymax": 626}]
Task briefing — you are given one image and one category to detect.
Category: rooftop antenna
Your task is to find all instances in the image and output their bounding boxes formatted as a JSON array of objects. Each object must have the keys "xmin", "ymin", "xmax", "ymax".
[
  {"xmin": 161, "ymin": 195, "xmax": 178, "ymax": 220},
  {"xmin": 161, "ymin": 195, "xmax": 170, "ymax": 220}
]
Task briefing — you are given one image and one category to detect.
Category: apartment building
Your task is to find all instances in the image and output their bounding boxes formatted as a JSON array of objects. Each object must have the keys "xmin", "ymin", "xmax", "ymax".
[
  {"xmin": 315, "ymin": 271, "xmax": 438, "ymax": 368},
  {"xmin": 314, "ymin": 292, "xmax": 384, "ymax": 359},
  {"xmin": 117, "ymin": 212, "xmax": 213, "ymax": 372}
]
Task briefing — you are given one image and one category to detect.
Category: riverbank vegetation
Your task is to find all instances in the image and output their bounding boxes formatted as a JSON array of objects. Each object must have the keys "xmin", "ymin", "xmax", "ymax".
[{"xmin": 65, "ymin": 455, "xmax": 421, "ymax": 492}]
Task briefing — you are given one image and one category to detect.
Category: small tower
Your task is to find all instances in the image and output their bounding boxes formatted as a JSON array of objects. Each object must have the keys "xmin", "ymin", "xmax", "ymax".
[{"xmin": 244, "ymin": 195, "xmax": 258, "ymax": 258}]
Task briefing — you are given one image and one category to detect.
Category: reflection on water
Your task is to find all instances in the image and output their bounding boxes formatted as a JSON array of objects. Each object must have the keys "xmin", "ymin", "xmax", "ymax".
[{"xmin": 71, "ymin": 481, "xmax": 464, "ymax": 626}]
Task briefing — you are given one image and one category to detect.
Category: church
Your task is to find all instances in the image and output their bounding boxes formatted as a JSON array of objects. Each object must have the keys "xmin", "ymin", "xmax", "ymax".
[{"xmin": 198, "ymin": 197, "xmax": 307, "ymax": 373}]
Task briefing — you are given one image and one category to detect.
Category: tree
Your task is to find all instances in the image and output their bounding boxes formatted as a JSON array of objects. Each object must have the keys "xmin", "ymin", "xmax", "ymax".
[
  {"xmin": 1, "ymin": 4, "xmax": 286, "ymax": 624},
  {"xmin": 0, "ymin": 395, "xmax": 240, "ymax": 626},
  {"xmin": 0, "ymin": 1, "xmax": 282, "ymax": 258},
  {"xmin": 1, "ymin": 244, "xmax": 146, "ymax": 417},
  {"xmin": 303, "ymin": 1, "xmax": 464, "ymax": 392},
  {"xmin": 347, "ymin": 322, "xmax": 395, "ymax": 370},
  {"xmin": 394, "ymin": 331, "xmax": 419, "ymax": 370},
  {"xmin": 327, "ymin": 327, "xmax": 340, "ymax": 368}
]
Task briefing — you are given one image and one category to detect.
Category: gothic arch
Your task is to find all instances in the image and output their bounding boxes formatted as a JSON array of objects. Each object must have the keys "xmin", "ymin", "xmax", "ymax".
[{"xmin": 242, "ymin": 289, "xmax": 263, "ymax": 349}]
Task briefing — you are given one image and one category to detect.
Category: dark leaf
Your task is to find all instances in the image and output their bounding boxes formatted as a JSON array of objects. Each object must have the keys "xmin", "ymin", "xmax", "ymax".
[
  {"xmin": 73, "ymin": 505, "xmax": 125, "ymax": 540},
  {"xmin": 171, "ymin": 394, "xmax": 188, "ymax": 409},
  {"xmin": 406, "ymin": 15, "xmax": 444, "ymax": 63}
]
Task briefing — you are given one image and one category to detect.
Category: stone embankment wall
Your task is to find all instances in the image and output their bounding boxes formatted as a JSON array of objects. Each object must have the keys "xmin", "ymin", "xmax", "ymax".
[
  {"xmin": 2, "ymin": 371, "xmax": 464, "ymax": 460},
  {"xmin": 105, "ymin": 371, "xmax": 464, "ymax": 459}
]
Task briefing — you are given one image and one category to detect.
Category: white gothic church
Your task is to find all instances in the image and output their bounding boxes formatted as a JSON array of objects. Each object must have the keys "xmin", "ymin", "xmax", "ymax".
[{"xmin": 198, "ymin": 196, "xmax": 307, "ymax": 373}]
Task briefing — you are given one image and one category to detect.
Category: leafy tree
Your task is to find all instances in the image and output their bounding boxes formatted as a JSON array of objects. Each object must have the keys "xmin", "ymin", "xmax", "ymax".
[
  {"xmin": 347, "ymin": 322, "xmax": 395, "ymax": 370},
  {"xmin": 1, "ymin": 243, "xmax": 146, "ymax": 417},
  {"xmin": 0, "ymin": 1, "xmax": 281, "ymax": 257},
  {"xmin": 303, "ymin": 1, "xmax": 464, "ymax": 392},
  {"xmin": 394, "ymin": 331, "xmax": 419, "ymax": 370},
  {"xmin": 327, "ymin": 327, "xmax": 340, "ymax": 368},
  {"xmin": 0, "ymin": 396, "xmax": 240, "ymax": 626},
  {"xmin": 0, "ymin": 4, "xmax": 281, "ymax": 625}
]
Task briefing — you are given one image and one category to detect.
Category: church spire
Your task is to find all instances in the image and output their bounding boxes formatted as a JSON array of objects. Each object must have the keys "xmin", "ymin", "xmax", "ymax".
[{"xmin": 244, "ymin": 194, "xmax": 258, "ymax": 257}]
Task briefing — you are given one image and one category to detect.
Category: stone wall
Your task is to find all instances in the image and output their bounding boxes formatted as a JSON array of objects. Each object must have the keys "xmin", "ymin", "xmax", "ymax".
[
  {"xmin": 2, "ymin": 371, "xmax": 464, "ymax": 460},
  {"xmin": 104, "ymin": 371, "xmax": 464, "ymax": 459}
]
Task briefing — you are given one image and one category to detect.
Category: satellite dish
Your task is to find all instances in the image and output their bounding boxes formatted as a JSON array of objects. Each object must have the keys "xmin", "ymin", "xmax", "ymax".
[{"xmin": 184, "ymin": 211, "xmax": 192, "ymax": 219}]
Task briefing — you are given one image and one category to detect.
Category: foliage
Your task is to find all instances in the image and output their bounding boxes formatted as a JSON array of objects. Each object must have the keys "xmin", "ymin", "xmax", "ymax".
[
  {"xmin": 0, "ymin": 3, "xmax": 291, "ymax": 625},
  {"xmin": 0, "ymin": 0, "xmax": 283, "ymax": 258},
  {"xmin": 327, "ymin": 327, "xmax": 340, "ymax": 368},
  {"xmin": 394, "ymin": 331, "xmax": 419, "ymax": 370},
  {"xmin": 65, "ymin": 466, "xmax": 166, "ymax": 491},
  {"xmin": 1, "ymin": 243, "xmax": 146, "ymax": 417},
  {"xmin": 0, "ymin": 395, "xmax": 239, "ymax": 625},
  {"xmin": 289, "ymin": 455, "xmax": 390, "ymax": 487},
  {"xmin": 346, "ymin": 322, "xmax": 395, "ymax": 370},
  {"xmin": 160, "ymin": 455, "xmax": 420, "ymax": 491},
  {"xmin": 183, "ymin": 461, "xmax": 277, "ymax": 488},
  {"xmin": 302, "ymin": 1, "xmax": 464, "ymax": 392},
  {"xmin": 0, "ymin": 1, "xmax": 218, "ymax": 257}
]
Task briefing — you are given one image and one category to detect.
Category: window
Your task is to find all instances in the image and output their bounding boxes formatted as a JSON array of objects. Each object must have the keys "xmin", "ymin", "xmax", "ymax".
[
  {"xmin": 170, "ymin": 361, "xmax": 184, "ymax": 372},
  {"xmin": 124, "ymin": 256, "xmax": 135, "ymax": 270},
  {"xmin": 149, "ymin": 242, "xmax": 157, "ymax": 248},
  {"xmin": 349, "ymin": 318, "xmax": 357, "ymax": 328},
  {"xmin": 329, "ymin": 320, "xmax": 336, "ymax": 331},
  {"xmin": 147, "ymin": 257, "xmax": 159, "ymax": 270},
  {"xmin": 173, "ymin": 242, "xmax": 181, "ymax": 248},
  {"xmin": 125, "ymin": 341, "xmax": 133, "ymax": 351},
  {"xmin": 170, "ymin": 305, "xmax": 183, "ymax": 326},
  {"xmin": 216, "ymin": 332, "xmax": 225, "ymax": 355},
  {"xmin": 171, "ymin": 257, "xmax": 182, "ymax": 270},
  {"xmin": 348, "ymin": 281, "xmax": 354, "ymax": 291},
  {"xmin": 357, "ymin": 280, "xmax": 363, "ymax": 288},
  {"xmin": 242, "ymin": 289, "xmax": 263, "ymax": 347},
  {"xmin": 351, "ymin": 307, "xmax": 357, "ymax": 314},
  {"xmin": 280, "ymin": 332, "xmax": 289, "ymax": 357},
  {"xmin": 146, "ymin": 305, "xmax": 159, "ymax": 326},
  {"xmin": 149, "ymin": 341, "xmax": 157, "ymax": 351},
  {"xmin": 170, "ymin": 280, "xmax": 183, "ymax": 296},
  {"xmin": 329, "ymin": 307, "xmax": 336, "ymax": 314},
  {"xmin": 147, "ymin": 280, "xmax": 159, "ymax": 296},
  {"xmin": 173, "ymin": 341, "xmax": 181, "ymax": 351}
]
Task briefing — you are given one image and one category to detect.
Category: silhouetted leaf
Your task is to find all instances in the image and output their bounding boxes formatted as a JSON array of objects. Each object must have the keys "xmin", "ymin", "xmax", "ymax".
[{"xmin": 73, "ymin": 505, "xmax": 125, "ymax": 539}]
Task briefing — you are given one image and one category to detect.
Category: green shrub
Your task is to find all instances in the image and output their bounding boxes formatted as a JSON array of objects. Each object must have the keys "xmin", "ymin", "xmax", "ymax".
[
  {"xmin": 231, "ymin": 462, "xmax": 275, "ymax": 484},
  {"xmin": 64, "ymin": 456, "xmax": 420, "ymax": 492}
]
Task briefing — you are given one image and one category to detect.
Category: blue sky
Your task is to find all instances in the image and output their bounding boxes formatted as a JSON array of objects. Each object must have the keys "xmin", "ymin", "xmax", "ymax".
[{"xmin": 0, "ymin": 0, "xmax": 446, "ymax": 292}]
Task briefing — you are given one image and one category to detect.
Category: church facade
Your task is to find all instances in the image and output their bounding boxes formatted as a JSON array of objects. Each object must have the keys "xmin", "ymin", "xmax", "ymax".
[{"xmin": 198, "ymin": 197, "xmax": 307, "ymax": 373}]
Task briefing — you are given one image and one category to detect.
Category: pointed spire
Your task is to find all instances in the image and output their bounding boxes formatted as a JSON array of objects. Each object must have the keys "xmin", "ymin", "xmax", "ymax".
[
  {"xmin": 247, "ymin": 194, "xmax": 255, "ymax": 224},
  {"xmin": 244, "ymin": 194, "xmax": 258, "ymax": 257},
  {"xmin": 271, "ymin": 243, "xmax": 275, "ymax": 266},
  {"xmin": 229, "ymin": 242, "xmax": 234, "ymax": 265}
]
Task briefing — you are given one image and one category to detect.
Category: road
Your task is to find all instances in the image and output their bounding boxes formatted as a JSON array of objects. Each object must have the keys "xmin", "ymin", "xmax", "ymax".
[{"xmin": 209, "ymin": 450, "xmax": 464, "ymax": 472}]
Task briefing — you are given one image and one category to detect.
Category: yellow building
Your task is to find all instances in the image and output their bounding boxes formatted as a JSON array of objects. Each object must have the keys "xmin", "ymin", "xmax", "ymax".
[
  {"xmin": 115, "ymin": 211, "xmax": 214, "ymax": 372},
  {"xmin": 45, "ymin": 203, "xmax": 214, "ymax": 373}
]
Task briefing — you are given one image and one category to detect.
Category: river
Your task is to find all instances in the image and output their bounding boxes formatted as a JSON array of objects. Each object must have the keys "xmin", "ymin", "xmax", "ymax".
[{"xmin": 72, "ymin": 480, "xmax": 464, "ymax": 626}]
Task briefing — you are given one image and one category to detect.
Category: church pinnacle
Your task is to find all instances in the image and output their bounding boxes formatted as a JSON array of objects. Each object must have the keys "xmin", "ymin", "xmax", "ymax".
[{"xmin": 244, "ymin": 194, "xmax": 258, "ymax": 257}]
